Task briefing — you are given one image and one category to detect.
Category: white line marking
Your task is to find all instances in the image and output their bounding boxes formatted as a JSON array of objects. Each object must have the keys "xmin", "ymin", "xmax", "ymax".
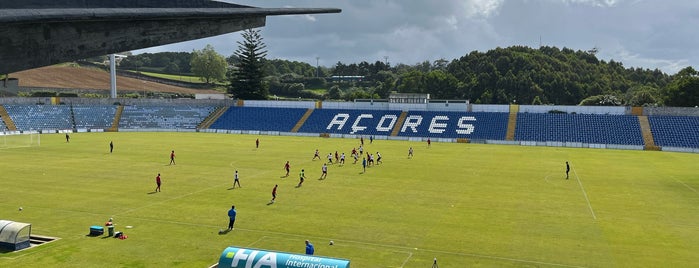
[
  {"xmin": 672, "ymin": 177, "xmax": 699, "ymax": 195},
  {"xmin": 247, "ymin": 236, "xmax": 268, "ymax": 247},
  {"xmin": 399, "ymin": 251, "xmax": 413, "ymax": 268},
  {"xmin": 572, "ymin": 163, "xmax": 597, "ymax": 220}
]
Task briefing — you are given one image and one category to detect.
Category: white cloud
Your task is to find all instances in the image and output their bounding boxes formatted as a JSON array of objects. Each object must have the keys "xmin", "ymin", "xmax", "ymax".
[
  {"xmin": 462, "ymin": 0, "xmax": 505, "ymax": 18},
  {"xmin": 303, "ymin": 14, "xmax": 317, "ymax": 22},
  {"xmin": 608, "ymin": 47, "xmax": 690, "ymax": 73},
  {"xmin": 138, "ymin": 0, "xmax": 699, "ymax": 74},
  {"xmin": 561, "ymin": 0, "xmax": 623, "ymax": 7}
]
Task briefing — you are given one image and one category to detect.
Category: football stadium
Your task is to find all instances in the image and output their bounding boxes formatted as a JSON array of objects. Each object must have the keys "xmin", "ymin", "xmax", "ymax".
[
  {"xmin": 2, "ymin": 1, "xmax": 699, "ymax": 267},
  {"xmin": 1, "ymin": 97, "xmax": 698, "ymax": 267}
]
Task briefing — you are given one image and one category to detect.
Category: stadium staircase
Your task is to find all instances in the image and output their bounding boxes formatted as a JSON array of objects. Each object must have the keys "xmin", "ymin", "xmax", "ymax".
[
  {"xmin": 505, "ymin": 104, "xmax": 519, "ymax": 141},
  {"xmin": 390, "ymin": 111, "xmax": 409, "ymax": 136},
  {"xmin": 0, "ymin": 105, "xmax": 18, "ymax": 131},
  {"xmin": 638, "ymin": 116, "xmax": 660, "ymax": 151},
  {"xmin": 197, "ymin": 106, "xmax": 229, "ymax": 130},
  {"xmin": 291, "ymin": 108, "xmax": 314, "ymax": 133},
  {"xmin": 69, "ymin": 105, "xmax": 77, "ymax": 130},
  {"xmin": 107, "ymin": 105, "xmax": 124, "ymax": 132}
]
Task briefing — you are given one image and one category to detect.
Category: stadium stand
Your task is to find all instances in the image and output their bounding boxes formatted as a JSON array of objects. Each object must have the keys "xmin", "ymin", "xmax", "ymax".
[
  {"xmin": 72, "ymin": 105, "xmax": 118, "ymax": 130},
  {"xmin": 3, "ymin": 104, "xmax": 72, "ymax": 131},
  {"xmin": 119, "ymin": 105, "xmax": 216, "ymax": 130},
  {"xmin": 1, "ymin": 99, "xmax": 698, "ymax": 152},
  {"xmin": 397, "ymin": 111, "xmax": 509, "ymax": 139},
  {"xmin": 297, "ymin": 109, "xmax": 403, "ymax": 136},
  {"xmin": 0, "ymin": 115, "xmax": 7, "ymax": 131},
  {"xmin": 210, "ymin": 107, "xmax": 308, "ymax": 132},
  {"xmin": 648, "ymin": 116, "xmax": 699, "ymax": 148},
  {"xmin": 514, "ymin": 113, "xmax": 644, "ymax": 145}
]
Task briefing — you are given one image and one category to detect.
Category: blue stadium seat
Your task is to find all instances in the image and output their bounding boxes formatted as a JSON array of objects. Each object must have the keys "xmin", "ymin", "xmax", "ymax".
[
  {"xmin": 120, "ymin": 105, "xmax": 216, "ymax": 129},
  {"xmin": 4, "ymin": 104, "xmax": 73, "ymax": 131},
  {"xmin": 515, "ymin": 113, "xmax": 644, "ymax": 145},
  {"xmin": 72, "ymin": 105, "xmax": 118, "ymax": 130},
  {"xmin": 648, "ymin": 116, "xmax": 699, "ymax": 148},
  {"xmin": 397, "ymin": 111, "xmax": 508, "ymax": 139},
  {"xmin": 298, "ymin": 109, "xmax": 403, "ymax": 136},
  {"xmin": 210, "ymin": 107, "xmax": 308, "ymax": 132}
]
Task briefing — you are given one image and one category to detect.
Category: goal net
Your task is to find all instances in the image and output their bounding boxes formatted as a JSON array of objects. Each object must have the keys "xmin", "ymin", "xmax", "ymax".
[{"xmin": 0, "ymin": 131, "xmax": 40, "ymax": 149}]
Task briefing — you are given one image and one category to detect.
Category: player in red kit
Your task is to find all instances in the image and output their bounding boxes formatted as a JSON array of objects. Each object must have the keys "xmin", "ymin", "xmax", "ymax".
[
  {"xmin": 155, "ymin": 173, "xmax": 162, "ymax": 192},
  {"xmin": 284, "ymin": 161, "xmax": 290, "ymax": 177},
  {"xmin": 271, "ymin": 185, "xmax": 278, "ymax": 203}
]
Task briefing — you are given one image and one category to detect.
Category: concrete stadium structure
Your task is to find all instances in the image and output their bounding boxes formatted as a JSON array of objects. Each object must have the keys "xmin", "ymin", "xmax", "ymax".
[
  {"xmin": 1, "ymin": 97, "xmax": 698, "ymax": 153},
  {"xmin": 0, "ymin": 0, "xmax": 340, "ymax": 74}
]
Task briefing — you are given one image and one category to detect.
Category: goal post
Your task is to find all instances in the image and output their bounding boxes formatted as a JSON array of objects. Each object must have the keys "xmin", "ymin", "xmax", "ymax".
[{"xmin": 0, "ymin": 131, "xmax": 40, "ymax": 149}]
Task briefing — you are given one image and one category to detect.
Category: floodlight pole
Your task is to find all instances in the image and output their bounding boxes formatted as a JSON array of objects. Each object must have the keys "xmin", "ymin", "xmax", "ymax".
[
  {"xmin": 316, "ymin": 57, "xmax": 320, "ymax": 77},
  {"xmin": 109, "ymin": 54, "xmax": 117, "ymax": 98}
]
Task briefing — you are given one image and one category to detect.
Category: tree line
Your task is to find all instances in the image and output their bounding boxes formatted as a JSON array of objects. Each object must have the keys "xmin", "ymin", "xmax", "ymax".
[{"xmin": 111, "ymin": 32, "xmax": 698, "ymax": 107}]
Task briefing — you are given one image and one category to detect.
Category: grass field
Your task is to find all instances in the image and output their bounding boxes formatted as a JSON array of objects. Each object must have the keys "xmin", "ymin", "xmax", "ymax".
[
  {"xmin": 1, "ymin": 132, "xmax": 698, "ymax": 267},
  {"xmin": 136, "ymin": 71, "xmax": 204, "ymax": 84}
]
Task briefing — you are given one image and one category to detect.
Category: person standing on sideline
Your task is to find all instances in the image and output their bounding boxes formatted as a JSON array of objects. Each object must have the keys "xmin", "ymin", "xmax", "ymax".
[
  {"xmin": 408, "ymin": 147, "xmax": 414, "ymax": 158},
  {"xmin": 65, "ymin": 133, "xmax": 70, "ymax": 143},
  {"xmin": 370, "ymin": 135, "xmax": 374, "ymax": 144},
  {"xmin": 566, "ymin": 162, "xmax": 570, "ymax": 180},
  {"xmin": 169, "ymin": 150, "xmax": 176, "ymax": 165},
  {"xmin": 305, "ymin": 240, "xmax": 315, "ymax": 255},
  {"xmin": 233, "ymin": 170, "xmax": 241, "ymax": 188},
  {"xmin": 227, "ymin": 205, "xmax": 237, "ymax": 231},
  {"xmin": 155, "ymin": 173, "xmax": 162, "ymax": 192},
  {"xmin": 109, "ymin": 141, "xmax": 114, "ymax": 153},
  {"xmin": 427, "ymin": 138, "xmax": 431, "ymax": 147},
  {"xmin": 271, "ymin": 185, "xmax": 278, "ymax": 203},
  {"xmin": 297, "ymin": 169, "xmax": 306, "ymax": 187},
  {"xmin": 320, "ymin": 163, "xmax": 328, "ymax": 179},
  {"xmin": 360, "ymin": 136, "xmax": 364, "ymax": 146},
  {"xmin": 284, "ymin": 161, "xmax": 291, "ymax": 177},
  {"xmin": 256, "ymin": 138, "xmax": 259, "ymax": 148}
]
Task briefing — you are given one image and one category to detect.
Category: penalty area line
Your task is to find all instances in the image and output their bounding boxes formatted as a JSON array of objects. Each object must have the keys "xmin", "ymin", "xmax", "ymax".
[
  {"xmin": 672, "ymin": 176, "xmax": 699, "ymax": 196},
  {"xmin": 572, "ymin": 164, "xmax": 597, "ymax": 220}
]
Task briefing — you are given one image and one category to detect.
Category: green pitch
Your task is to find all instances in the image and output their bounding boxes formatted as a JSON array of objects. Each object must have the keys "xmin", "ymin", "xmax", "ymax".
[{"xmin": 1, "ymin": 132, "xmax": 698, "ymax": 267}]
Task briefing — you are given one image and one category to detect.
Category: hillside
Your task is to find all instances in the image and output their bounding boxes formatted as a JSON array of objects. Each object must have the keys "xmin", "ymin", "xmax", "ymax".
[{"xmin": 9, "ymin": 65, "xmax": 220, "ymax": 95}]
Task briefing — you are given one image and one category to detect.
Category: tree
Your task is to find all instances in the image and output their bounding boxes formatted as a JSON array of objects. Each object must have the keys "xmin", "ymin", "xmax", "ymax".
[
  {"xmin": 190, "ymin": 44, "xmax": 227, "ymax": 84},
  {"xmin": 664, "ymin": 67, "xmax": 699, "ymax": 107},
  {"xmin": 229, "ymin": 29, "xmax": 268, "ymax": 99},
  {"xmin": 163, "ymin": 62, "xmax": 180, "ymax": 74},
  {"xmin": 327, "ymin": 85, "xmax": 343, "ymax": 100},
  {"xmin": 579, "ymin": 94, "xmax": 622, "ymax": 106}
]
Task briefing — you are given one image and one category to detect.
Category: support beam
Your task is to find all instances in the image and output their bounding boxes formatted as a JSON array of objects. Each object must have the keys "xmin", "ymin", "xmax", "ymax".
[
  {"xmin": 0, "ymin": 1, "xmax": 341, "ymax": 74},
  {"xmin": 110, "ymin": 54, "xmax": 117, "ymax": 99}
]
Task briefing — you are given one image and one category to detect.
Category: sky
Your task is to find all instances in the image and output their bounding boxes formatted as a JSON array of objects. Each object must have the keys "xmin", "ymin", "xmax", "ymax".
[{"xmin": 135, "ymin": 0, "xmax": 699, "ymax": 75}]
